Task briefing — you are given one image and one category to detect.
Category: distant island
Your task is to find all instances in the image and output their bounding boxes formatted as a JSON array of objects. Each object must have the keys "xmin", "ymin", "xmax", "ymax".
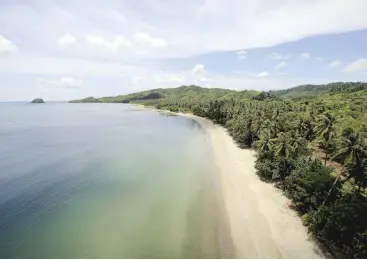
[{"xmin": 31, "ymin": 98, "xmax": 45, "ymax": 104}]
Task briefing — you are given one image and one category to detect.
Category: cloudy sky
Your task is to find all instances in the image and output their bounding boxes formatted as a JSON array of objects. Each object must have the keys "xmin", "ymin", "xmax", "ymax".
[{"xmin": 1, "ymin": 0, "xmax": 367, "ymax": 101}]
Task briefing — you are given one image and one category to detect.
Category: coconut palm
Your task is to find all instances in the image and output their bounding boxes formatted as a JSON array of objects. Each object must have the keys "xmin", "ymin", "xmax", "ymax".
[
  {"xmin": 255, "ymin": 130, "xmax": 273, "ymax": 156},
  {"xmin": 315, "ymin": 113, "xmax": 337, "ymax": 165},
  {"xmin": 272, "ymin": 132, "xmax": 294, "ymax": 181},
  {"xmin": 289, "ymin": 130, "xmax": 307, "ymax": 156},
  {"xmin": 298, "ymin": 116, "xmax": 315, "ymax": 141},
  {"xmin": 253, "ymin": 109, "xmax": 265, "ymax": 137},
  {"xmin": 335, "ymin": 133, "xmax": 367, "ymax": 165},
  {"xmin": 344, "ymin": 157, "xmax": 367, "ymax": 192},
  {"xmin": 244, "ymin": 115, "xmax": 255, "ymax": 147},
  {"xmin": 322, "ymin": 133, "xmax": 367, "ymax": 205}
]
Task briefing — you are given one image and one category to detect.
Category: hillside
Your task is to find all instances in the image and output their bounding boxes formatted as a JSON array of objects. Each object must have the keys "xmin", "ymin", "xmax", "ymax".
[
  {"xmin": 271, "ymin": 82, "xmax": 367, "ymax": 99},
  {"xmin": 71, "ymin": 82, "xmax": 367, "ymax": 104},
  {"xmin": 70, "ymin": 83, "xmax": 367, "ymax": 133},
  {"xmin": 70, "ymin": 85, "xmax": 260, "ymax": 104}
]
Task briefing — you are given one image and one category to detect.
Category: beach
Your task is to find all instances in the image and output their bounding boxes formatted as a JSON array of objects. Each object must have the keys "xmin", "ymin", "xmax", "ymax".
[{"xmin": 177, "ymin": 112, "xmax": 323, "ymax": 259}]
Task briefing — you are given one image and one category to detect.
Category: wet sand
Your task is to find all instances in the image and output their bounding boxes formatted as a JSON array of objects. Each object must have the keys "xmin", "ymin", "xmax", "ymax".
[{"xmin": 178, "ymin": 112, "xmax": 323, "ymax": 259}]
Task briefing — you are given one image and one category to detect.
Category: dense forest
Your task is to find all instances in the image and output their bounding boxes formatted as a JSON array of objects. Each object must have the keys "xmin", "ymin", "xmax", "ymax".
[
  {"xmin": 70, "ymin": 85, "xmax": 259, "ymax": 104},
  {"xmin": 71, "ymin": 82, "xmax": 367, "ymax": 258}
]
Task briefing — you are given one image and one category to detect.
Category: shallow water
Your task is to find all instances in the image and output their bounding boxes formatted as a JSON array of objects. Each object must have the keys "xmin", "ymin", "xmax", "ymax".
[{"xmin": 0, "ymin": 103, "xmax": 222, "ymax": 258}]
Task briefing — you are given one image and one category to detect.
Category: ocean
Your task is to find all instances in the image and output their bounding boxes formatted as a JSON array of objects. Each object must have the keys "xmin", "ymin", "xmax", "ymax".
[{"xmin": 0, "ymin": 103, "xmax": 223, "ymax": 258}]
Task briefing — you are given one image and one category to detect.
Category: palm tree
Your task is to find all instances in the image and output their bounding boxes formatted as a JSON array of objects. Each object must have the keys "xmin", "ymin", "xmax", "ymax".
[
  {"xmin": 345, "ymin": 157, "xmax": 367, "ymax": 192},
  {"xmin": 322, "ymin": 133, "xmax": 367, "ymax": 205},
  {"xmin": 244, "ymin": 115, "xmax": 255, "ymax": 147},
  {"xmin": 254, "ymin": 130, "xmax": 273, "ymax": 156},
  {"xmin": 253, "ymin": 109, "xmax": 265, "ymax": 137},
  {"xmin": 289, "ymin": 130, "xmax": 307, "ymax": 156},
  {"xmin": 335, "ymin": 133, "xmax": 366, "ymax": 165},
  {"xmin": 272, "ymin": 132, "xmax": 294, "ymax": 181},
  {"xmin": 298, "ymin": 116, "xmax": 315, "ymax": 141},
  {"xmin": 315, "ymin": 113, "xmax": 337, "ymax": 165}
]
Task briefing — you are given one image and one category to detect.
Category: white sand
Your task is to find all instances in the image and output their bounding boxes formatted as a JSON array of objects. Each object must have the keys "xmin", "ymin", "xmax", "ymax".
[{"xmin": 178, "ymin": 113, "xmax": 323, "ymax": 259}]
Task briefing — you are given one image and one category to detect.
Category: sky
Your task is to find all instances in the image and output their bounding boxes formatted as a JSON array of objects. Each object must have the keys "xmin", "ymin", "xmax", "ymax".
[{"xmin": 1, "ymin": 0, "xmax": 367, "ymax": 101}]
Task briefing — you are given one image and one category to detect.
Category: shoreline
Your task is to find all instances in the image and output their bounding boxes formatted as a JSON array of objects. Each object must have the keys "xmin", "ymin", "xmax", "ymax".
[
  {"xmin": 172, "ymin": 111, "xmax": 323, "ymax": 258},
  {"xmin": 135, "ymin": 105, "xmax": 323, "ymax": 258}
]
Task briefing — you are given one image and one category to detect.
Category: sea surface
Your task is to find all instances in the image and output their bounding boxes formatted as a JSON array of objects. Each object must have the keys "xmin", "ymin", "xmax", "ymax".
[{"xmin": 0, "ymin": 103, "xmax": 223, "ymax": 258}]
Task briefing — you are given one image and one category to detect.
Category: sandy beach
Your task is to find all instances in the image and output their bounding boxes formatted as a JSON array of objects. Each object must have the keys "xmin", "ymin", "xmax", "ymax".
[{"xmin": 177, "ymin": 112, "xmax": 323, "ymax": 259}]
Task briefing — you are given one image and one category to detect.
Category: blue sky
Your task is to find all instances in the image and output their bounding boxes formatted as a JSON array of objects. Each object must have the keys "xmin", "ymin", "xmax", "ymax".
[{"xmin": 1, "ymin": 0, "xmax": 367, "ymax": 101}]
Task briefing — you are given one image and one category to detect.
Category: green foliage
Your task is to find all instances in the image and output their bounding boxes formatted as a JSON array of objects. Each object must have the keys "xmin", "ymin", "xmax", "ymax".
[
  {"xmin": 254, "ymin": 152, "xmax": 282, "ymax": 182},
  {"xmin": 70, "ymin": 96, "xmax": 98, "ymax": 103},
  {"xmin": 70, "ymin": 85, "xmax": 259, "ymax": 104},
  {"xmin": 254, "ymin": 130, "xmax": 272, "ymax": 154},
  {"xmin": 284, "ymin": 157, "xmax": 339, "ymax": 214},
  {"xmin": 167, "ymin": 106, "xmax": 179, "ymax": 113},
  {"xmin": 307, "ymin": 193, "xmax": 367, "ymax": 258},
  {"xmin": 252, "ymin": 91, "xmax": 278, "ymax": 101},
  {"xmin": 315, "ymin": 112, "xmax": 337, "ymax": 165},
  {"xmin": 272, "ymin": 82, "xmax": 367, "ymax": 99}
]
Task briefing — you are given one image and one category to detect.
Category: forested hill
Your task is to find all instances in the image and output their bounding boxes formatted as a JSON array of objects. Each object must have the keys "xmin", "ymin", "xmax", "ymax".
[
  {"xmin": 271, "ymin": 81, "xmax": 367, "ymax": 99},
  {"xmin": 70, "ymin": 85, "xmax": 259, "ymax": 104},
  {"xmin": 70, "ymin": 81, "xmax": 367, "ymax": 103}
]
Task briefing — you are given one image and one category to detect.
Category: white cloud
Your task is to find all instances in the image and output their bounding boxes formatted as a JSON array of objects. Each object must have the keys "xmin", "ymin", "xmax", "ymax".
[
  {"xmin": 129, "ymin": 70, "xmax": 292, "ymax": 93},
  {"xmin": 2, "ymin": 0, "xmax": 367, "ymax": 100},
  {"xmin": 343, "ymin": 58, "xmax": 367, "ymax": 73},
  {"xmin": 191, "ymin": 64, "xmax": 205, "ymax": 77},
  {"xmin": 153, "ymin": 73, "xmax": 185, "ymax": 84},
  {"xmin": 2, "ymin": 0, "xmax": 367, "ymax": 59},
  {"xmin": 131, "ymin": 76, "xmax": 142, "ymax": 86},
  {"xmin": 0, "ymin": 35, "xmax": 18, "ymax": 54},
  {"xmin": 238, "ymin": 49, "xmax": 247, "ymax": 59},
  {"xmin": 61, "ymin": 31, "xmax": 167, "ymax": 55},
  {"xmin": 0, "ymin": 54, "xmax": 146, "ymax": 77},
  {"xmin": 125, "ymin": 67, "xmax": 291, "ymax": 93},
  {"xmin": 58, "ymin": 33, "xmax": 78, "ymax": 47},
  {"xmin": 300, "ymin": 52, "xmax": 311, "ymax": 59},
  {"xmin": 133, "ymin": 32, "xmax": 168, "ymax": 48},
  {"xmin": 86, "ymin": 35, "xmax": 131, "ymax": 52},
  {"xmin": 268, "ymin": 52, "xmax": 289, "ymax": 60},
  {"xmin": 274, "ymin": 61, "xmax": 287, "ymax": 69},
  {"xmin": 38, "ymin": 76, "xmax": 83, "ymax": 89},
  {"xmin": 59, "ymin": 77, "xmax": 83, "ymax": 88},
  {"xmin": 255, "ymin": 71, "xmax": 269, "ymax": 77},
  {"xmin": 328, "ymin": 60, "xmax": 342, "ymax": 68}
]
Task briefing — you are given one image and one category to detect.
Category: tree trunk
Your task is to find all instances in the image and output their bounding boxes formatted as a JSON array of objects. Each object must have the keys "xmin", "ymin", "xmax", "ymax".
[
  {"xmin": 324, "ymin": 151, "xmax": 328, "ymax": 166},
  {"xmin": 322, "ymin": 165, "xmax": 344, "ymax": 206},
  {"xmin": 283, "ymin": 158, "xmax": 286, "ymax": 182}
]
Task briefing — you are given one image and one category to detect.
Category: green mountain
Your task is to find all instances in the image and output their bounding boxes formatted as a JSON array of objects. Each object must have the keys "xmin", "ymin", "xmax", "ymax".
[
  {"xmin": 271, "ymin": 82, "xmax": 367, "ymax": 99},
  {"xmin": 70, "ymin": 82, "xmax": 367, "ymax": 104},
  {"xmin": 70, "ymin": 85, "xmax": 260, "ymax": 104},
  {"xmin": 70, "ymin": 82, "xmax": 367, "ymax": 128}
]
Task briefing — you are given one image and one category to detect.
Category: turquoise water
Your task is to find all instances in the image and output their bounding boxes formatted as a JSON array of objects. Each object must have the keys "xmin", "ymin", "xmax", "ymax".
[{"xmin": 0, "ymin": 103, "xmax": 223, "ymax": 258}]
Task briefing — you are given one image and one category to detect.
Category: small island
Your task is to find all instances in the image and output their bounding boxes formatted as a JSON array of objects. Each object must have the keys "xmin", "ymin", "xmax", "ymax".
[{"xmin": 31, "ymin": 98, "xmax": 45, "ymax": 104}]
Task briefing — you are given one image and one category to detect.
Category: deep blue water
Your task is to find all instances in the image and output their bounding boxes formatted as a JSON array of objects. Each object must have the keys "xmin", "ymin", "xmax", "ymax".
[{"xmin": 0, "ymin": 103, "xmax": 221, "ymax": 258}]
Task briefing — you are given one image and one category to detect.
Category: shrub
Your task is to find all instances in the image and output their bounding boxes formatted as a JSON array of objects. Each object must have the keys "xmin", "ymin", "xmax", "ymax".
[
  {"xmin": 307, "ymin": 193, "xmax": 367, "ymax": 258},
  {"xmin": 254, "ymin": 153, "xmax": 282, "ymax": 182},
  {"xmin": 284, "ymin": 157, "xmax": 340, "ymax": 214}
]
